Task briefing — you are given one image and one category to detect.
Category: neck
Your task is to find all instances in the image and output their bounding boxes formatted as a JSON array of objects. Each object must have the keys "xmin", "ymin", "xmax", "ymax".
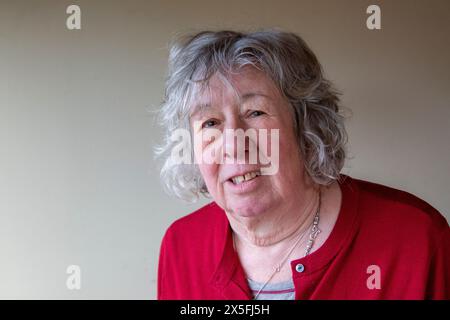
[{"xmin": 226, "ymin": 185, "xmax": 320, "ymax": 247}]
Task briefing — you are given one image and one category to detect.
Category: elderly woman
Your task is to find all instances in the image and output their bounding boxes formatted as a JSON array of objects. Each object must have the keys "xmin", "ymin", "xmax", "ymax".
[{"xmin": 156, "ymin": 30, "xmax": 449, "ymax": 300}]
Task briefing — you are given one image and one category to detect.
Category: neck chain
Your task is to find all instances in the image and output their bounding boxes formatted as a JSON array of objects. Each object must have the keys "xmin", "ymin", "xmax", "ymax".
[{"xmin": 232, "ymin": 189, "xmax": 322, "ymax": 300}]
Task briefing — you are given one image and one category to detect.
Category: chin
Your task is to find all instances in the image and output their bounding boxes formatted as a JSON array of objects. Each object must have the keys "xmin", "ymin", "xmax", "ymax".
[{"xmin": 225, "ymin": 198, "xmax": 268, "ymax": 218}]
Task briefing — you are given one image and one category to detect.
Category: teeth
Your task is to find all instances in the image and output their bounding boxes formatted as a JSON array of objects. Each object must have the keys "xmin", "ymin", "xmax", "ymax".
[
  {"xmin": 233, "ymin": 176, "xmax": 245, "ymax": 184},
  {"xmin": 231, "ymin": 171, "xmax": 260, "ymax": 184},
  {"xmin": 245, "ymin": 172, "xmax": 256, "ymax": 180}
]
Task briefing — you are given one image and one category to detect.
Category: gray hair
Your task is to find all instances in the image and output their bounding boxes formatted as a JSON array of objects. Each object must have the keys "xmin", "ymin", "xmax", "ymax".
[{"xmin": 155, "ymin": 29, "xmax": 348, "ymax": 202}]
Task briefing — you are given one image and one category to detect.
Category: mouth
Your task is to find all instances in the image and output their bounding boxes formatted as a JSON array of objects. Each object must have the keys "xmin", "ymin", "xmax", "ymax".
[{"xmin": 228, "ymin": 170, "xmax": 261, "ymax": 185}]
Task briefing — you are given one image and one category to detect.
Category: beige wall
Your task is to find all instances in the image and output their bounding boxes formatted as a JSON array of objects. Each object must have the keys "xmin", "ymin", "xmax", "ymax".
[{"xmin": 1, "ymin": 0, "xmax": 448, "ymax": 299}]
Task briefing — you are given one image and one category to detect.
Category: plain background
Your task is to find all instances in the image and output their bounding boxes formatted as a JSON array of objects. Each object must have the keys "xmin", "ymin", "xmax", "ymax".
[{"xmin": 1, "ymin": 0, "xmax": 449, "ymax": 299}]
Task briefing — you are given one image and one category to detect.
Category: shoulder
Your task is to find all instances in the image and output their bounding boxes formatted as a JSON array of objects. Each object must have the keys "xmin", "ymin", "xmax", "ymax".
[
  {"xmin": 351, "ymin": 177, "xmax": 448, "ymax": 242},
  {"xmin": 157, "ymin": 202, "xmax": 228, "ymax": 299},
  {"xmin": 161, "ymin": 201, "xmax": 228, "ymax": 248},
  {"xmin": 165, "ymin": 201, "xmax": 226, "ymax": 235}
]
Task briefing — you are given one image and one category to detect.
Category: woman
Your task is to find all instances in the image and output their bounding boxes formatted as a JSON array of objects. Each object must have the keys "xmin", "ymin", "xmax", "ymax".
[{"xmin": 156, "ymin": 30, "xmax": 449, "ymax": 300}]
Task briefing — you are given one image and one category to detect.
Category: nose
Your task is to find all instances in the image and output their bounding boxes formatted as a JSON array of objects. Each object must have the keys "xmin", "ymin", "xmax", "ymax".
[{"xmin": 222, "ymin": 116, "xmax": 251, "ymax": 163}]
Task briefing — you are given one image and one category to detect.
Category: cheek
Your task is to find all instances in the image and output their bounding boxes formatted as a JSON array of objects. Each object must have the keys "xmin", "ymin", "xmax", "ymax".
[
  {"xmin": 280, "ymin": 134, "xmax": 299, "ymax": 158},
  {"xmin": 277, "ymin": 129, "xmax": 303, "ymax": 175},
  {"xmin": 198, "ymin": 163, "xmax": 220, "ymax": 192}
]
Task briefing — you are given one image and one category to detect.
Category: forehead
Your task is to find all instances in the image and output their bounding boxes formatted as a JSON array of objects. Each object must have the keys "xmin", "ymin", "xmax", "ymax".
[{"xmin": 189, "ymin": 66, "xmax": 281, "ymax": 113}]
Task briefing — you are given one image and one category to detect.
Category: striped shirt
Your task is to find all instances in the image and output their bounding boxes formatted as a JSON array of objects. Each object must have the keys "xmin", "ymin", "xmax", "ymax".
[{"xmin": 247, "ymin": 278, "xmax": 295, "ymax": 300}]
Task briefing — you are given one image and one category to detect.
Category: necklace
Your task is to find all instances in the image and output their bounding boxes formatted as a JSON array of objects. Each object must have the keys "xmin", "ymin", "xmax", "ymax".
[{"xmin": 232, "ymin": 189, "xmax": 322, "ymax": 300}]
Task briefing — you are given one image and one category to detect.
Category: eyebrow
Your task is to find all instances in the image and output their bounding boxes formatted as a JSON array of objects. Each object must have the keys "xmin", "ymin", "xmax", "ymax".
[
  {"xmin": 190, "ymin": 92, "xmax": 270, "ymax": 117},
  {"xmin": 189, "ymin": 102, "xmax": 211, "ymax": 118},
  {"xmin": 240, "ymin": 92, "xmax": 271, "ymax": 102}
]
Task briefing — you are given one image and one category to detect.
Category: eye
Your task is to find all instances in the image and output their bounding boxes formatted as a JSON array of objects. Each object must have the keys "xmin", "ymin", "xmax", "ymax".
[
  {"xmin": 249, "ymin": 110, "xmax": 265, "ymax": 117},
  {"xmin": 202, "ymin": 119, "xmax": 219, "ymax": 128}
]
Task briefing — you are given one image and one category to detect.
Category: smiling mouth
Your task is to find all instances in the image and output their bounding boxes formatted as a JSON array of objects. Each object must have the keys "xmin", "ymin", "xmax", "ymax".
[{"xmin": 229, "ymin": 170, "xmax": 261, "ymax": 185}]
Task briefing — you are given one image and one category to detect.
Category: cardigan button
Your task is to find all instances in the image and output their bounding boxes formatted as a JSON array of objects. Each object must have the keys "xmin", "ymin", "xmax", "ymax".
[{"xmin": 295, "ymin": 263, "xmax": 305, "ymax": 273}]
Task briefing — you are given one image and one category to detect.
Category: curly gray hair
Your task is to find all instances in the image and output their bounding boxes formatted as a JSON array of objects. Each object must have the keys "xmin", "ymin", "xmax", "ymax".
[{"xmin": 155, "ymin": 29, "xmax": 348, "ymax": 202}]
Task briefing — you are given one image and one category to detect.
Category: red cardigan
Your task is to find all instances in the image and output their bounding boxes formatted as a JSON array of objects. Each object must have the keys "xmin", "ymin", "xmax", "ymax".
[{"xmin": 157, "ymin": 175, "xmax": 449, "ymax": 299}]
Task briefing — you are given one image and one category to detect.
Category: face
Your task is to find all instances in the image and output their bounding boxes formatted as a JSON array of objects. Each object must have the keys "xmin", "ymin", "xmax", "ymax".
[{"xmin": 189, "ymin": 66, "xmax": 308, "ymax": 218}]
